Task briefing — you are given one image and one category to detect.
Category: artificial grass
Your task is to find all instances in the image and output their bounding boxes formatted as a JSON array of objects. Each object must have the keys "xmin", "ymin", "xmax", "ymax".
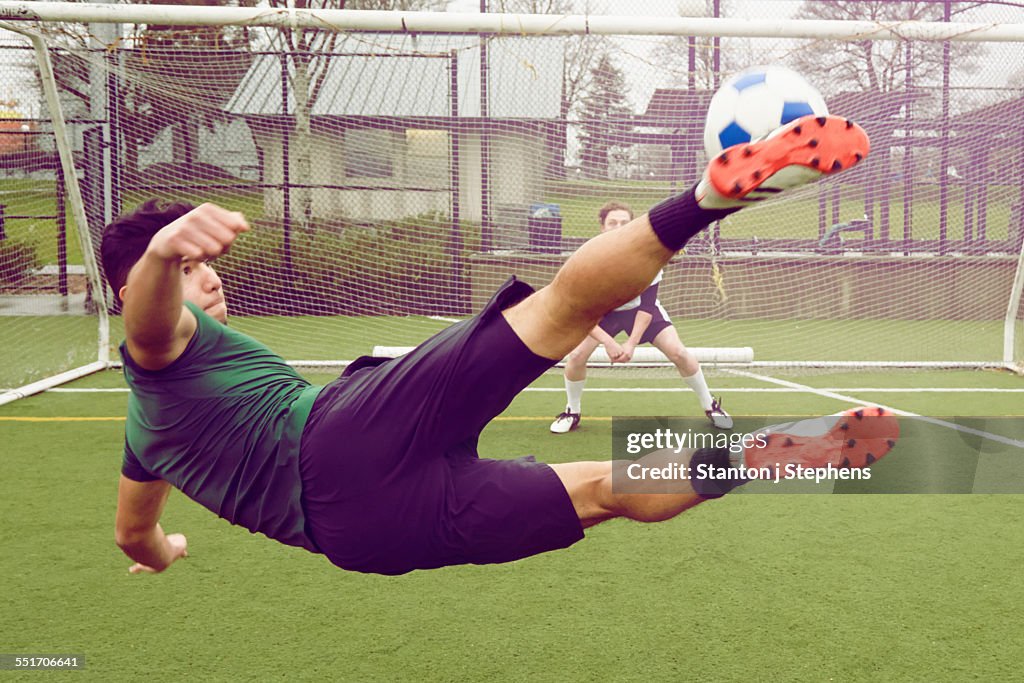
[{"xmin": 2, "ymin": 371, "xmax": 1022, "ymax": 681}]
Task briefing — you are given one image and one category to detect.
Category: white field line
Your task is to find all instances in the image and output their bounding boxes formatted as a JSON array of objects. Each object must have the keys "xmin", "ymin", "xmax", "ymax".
[
  {"xmin": 11, "ymin": 382, "xmax": 1024, "ymax": 449},
  {"xmin": 427, "ymin": 316, "xmax": 463, "ymax": 324},
  {"xmin": 12, "ymin": 386, "xmax": 1024, "ymax": 394},
  {"xmin": 516, "ymin": 387, "xmax": 1024, "ymax": 393},
  {"xmin": 723, "ymin": 368, "xmax": 1024, "ymax": 449}
]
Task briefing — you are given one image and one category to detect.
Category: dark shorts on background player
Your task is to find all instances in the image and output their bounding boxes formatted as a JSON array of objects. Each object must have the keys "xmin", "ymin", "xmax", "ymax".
[
  {"xmin": 598, "ymin": 308, "xmax": 673, "ymax": 345},
  {"xmin": 299, "ymin": 277, "xmax": 585, "ymax": 575}
]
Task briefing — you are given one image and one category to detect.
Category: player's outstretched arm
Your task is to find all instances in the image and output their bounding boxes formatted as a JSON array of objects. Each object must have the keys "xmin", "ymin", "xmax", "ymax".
[
  {"xmin": 115, "ymin": 476, "xmax": 188, "ymax": 574},
  {"xmin": 122, "ymin": 203, "xmax": 249, "ymax": 370}
]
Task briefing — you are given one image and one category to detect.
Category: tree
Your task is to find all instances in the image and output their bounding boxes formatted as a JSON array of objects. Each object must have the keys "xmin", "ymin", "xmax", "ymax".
[
  {"xmin": 791, "ymin": 0, "xmax": 981, "ymax": 103},
  {"xmin": 266, "ymin": 0, "xmax": 445, "ymax": 232},
  {"xmin": 490, "ymin": 0, "xmax": 606, "ymax": 121},
  {"xmin": 650, "ymin": 0, "xmax": 739, "ymax": 91},
  {"xmin": 26, "ymin": 1, "xmax": 257, "ymax": 183},
  {"xmin": 489, "ymin": 0, "xmax": 609, "ymax": 178},
  {"xmin": 577, "ymin": 53, "xmax": 632, "ymax": 179},
  {"xmin": 123, "ymin": 0, "xmax": 258, "ymax": 180}
]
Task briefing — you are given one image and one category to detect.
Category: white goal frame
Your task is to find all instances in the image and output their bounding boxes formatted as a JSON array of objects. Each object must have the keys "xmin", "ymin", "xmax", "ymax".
[{"xmin": 1, "ymin": 3, "xmax": 1023, "ymax": 405}]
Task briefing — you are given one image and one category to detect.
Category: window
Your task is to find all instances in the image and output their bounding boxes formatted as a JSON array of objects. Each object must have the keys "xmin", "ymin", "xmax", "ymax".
[
  {"xmin": 405, "ymin": 129, "xmax": 448, "ymax": 180},
  {"xmin": 344, "ymin": 128, "xmax": 393, "ymax": 178}
]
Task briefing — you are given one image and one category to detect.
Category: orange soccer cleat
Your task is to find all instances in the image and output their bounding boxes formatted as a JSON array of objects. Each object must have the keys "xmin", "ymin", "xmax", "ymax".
[
  {"xmin": 707, "ymin": 114, "xmax": 870, "ymax": 202},
  {"xmin": 744, "ymin": 406, "xmax": 900, "ymax": 473}
]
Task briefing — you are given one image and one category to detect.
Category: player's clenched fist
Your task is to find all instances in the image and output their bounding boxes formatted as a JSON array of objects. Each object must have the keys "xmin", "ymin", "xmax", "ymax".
[{"xmin": 147, "ymin": 203, "xmax": 250, "ymax": 263}]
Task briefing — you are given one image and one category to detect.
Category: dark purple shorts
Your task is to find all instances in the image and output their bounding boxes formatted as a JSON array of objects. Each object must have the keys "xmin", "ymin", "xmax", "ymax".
[
  {"xmin": 299, "ymin": 277, "xmax": 585, "ymax": 575},
  {"xmin": 598, "ymin": 307, "xmax": 673, "ymax": 345}
]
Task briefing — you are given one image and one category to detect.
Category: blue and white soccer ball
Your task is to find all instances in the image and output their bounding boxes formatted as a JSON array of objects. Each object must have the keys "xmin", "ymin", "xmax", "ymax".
[{"xmin": 703, "ymin": 65, "xmax": 828, "ymax": 158}]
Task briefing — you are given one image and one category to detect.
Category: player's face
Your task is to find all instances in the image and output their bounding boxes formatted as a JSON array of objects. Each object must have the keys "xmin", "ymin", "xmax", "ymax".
[
  {"xmin": 181, "ymin": 260, "xmax": 227, "ymax": 323},
  {"xmin": 601, "ymin": 209, "xmax": 633, "ymax": 233}
]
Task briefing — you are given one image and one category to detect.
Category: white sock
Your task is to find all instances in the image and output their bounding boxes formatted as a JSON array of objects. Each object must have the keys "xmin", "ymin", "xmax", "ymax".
[
  {"xmin": 695, "ymin": 173, "xmax": 748, "ymax": 210},
  {"xmin": 565, "ymin": 378, "xmax": 585, "ymax": 414},
  {"xmin": 696, "ymin": 119, "xmax": 828, "ymax": 211},
  {"xmin": 683, "ymin": 368, "xmax": 715, "ymax": 411}
]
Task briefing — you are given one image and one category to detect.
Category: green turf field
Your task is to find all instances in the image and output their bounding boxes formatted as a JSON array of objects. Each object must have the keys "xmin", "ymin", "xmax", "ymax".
[
  {"xmin": 2, "ymin": 366, "xmax": 1023, "ymax": 681},
  {"xmin": 1, "ymin": 312, "xmax": 1016, "ymax": 390}
]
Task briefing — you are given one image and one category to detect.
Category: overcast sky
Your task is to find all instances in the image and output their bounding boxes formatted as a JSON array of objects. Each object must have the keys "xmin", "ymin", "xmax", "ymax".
[
  {"xmin": 443, "ymin": 0, "xmax": 1024, "ymax": 111},
  {"xmin": 439, "ymin": 0, "xmax": 805, "ymax": 112},
  {"xmin": 3, "ymin": 1, "xmax": 1022, "ymax": 118}
]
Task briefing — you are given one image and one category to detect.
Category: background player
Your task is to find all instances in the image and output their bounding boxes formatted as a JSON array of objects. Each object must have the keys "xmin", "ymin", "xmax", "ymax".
[{"xmin": 551, "ymin": 200, "xmax": 731, "ymax": 434}]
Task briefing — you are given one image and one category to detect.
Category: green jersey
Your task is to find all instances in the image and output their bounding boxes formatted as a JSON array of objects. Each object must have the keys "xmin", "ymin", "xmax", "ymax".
[{"xmin": 120, "ymin": 302, "xmax": 323, "ymax": 552}]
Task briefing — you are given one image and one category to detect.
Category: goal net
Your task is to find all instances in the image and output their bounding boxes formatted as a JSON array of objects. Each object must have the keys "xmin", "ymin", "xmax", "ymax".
[{"xmin": 2, "ymin": 2, "xmax": 1024, "ymax": 400}]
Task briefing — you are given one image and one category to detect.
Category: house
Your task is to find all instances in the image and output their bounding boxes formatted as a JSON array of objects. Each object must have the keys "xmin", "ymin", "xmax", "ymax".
[
  {"xmin": 225, "ymin": 34, "xmax": 564, "ymax": 224},
  {"xmin": 632, "ymin": 88, "xmax": 714, "ymax": 181}
]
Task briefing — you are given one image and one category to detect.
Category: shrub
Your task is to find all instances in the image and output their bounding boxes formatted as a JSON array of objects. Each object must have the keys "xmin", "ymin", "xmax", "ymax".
[
  {"xmin": 0, "ymin": 239, "xmax": 40, "ymax": 284},
  {"xmin": 215, "ymin": 213, "xmax": 480, "ymax": 316}
]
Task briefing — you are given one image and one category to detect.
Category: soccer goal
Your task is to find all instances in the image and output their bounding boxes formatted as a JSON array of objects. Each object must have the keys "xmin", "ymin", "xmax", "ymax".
[{"xmin": 1, "ymin": 2, "xmax": 1024, "ymax": 404}]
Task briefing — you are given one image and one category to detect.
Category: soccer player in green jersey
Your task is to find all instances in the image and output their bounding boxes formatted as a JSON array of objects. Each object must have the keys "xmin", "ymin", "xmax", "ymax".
[{"xmin": 105, "ymin": 114, "xmax": 895, "ymax": 575}]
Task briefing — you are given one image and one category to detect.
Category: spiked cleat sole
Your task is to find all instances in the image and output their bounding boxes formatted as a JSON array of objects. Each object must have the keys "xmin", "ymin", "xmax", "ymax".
[
  {"xmin": 709, "ymin": 114, "xmax": 870, "ymax": 200},
  {"xmin": 745, "ymin": 406, "xmax": 899, "ymax": 472}
]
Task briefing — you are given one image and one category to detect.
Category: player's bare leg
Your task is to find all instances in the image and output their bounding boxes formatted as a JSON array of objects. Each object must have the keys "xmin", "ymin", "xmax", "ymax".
[
  {"xmin": 503, "ymin": 114, "xmax": 870, "ymax": 361},
  {"xmin": 551, "ymin": 407, "xmax": 899, "ymax": 527},
  {"xmin": 504, "ymin": 213, "xmax": 675, "ymax": 360},
  {"xmin": 650, "ymin": 326, "xmax": 698, "ymax": 376},
  {"xmin": 550, "ymin": 335, "xmax": 600, "ymax": 433},
  {"xmin": 549, "ymin": 457, "xmax": 706, "ymax": 529},
  {"xmin": 651, "ymin": 326, "xmax": 732, "ymax": 429},
  {"xmin": 564, "ymin": 335, "xmax": 599, "ymax": 383}
]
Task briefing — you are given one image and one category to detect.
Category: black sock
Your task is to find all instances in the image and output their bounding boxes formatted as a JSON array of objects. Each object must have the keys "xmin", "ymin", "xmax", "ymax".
[
  {"xmin": 688, "ymin": 447, "xmax": 749, "ymax": 500},
  {"xmin": 647, "ymin": 184, "xmax": 740, "ymax": 252}
]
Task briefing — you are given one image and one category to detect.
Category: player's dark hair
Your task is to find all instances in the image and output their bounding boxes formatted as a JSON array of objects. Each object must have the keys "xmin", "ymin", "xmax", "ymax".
[
  {"xmin": 598, "ymin": 200, "xmax": 633, "ymax": 226},
  {"xmin": 101, "ymin": 199, "xmax": 195, "ymax": 302}
]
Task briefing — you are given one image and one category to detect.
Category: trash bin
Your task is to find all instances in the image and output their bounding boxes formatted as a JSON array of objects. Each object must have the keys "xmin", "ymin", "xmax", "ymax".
[
  {"xmin": 493, "ymin": 203, "xmax": 530, "ymax": 251},
  {"xmin": 528, "ymin": 202, "xmax": 562, "ymax": 253}
]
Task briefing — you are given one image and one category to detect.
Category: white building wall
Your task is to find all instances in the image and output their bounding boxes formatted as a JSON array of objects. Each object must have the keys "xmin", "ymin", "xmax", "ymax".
[{"xmin": 253, "ymin": 120, "xmax": 550, "ymax": 226}]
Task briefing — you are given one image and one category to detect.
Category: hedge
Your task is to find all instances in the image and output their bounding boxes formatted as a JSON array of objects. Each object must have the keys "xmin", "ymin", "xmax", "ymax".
[
  {"xmin": 215, "ymin": 213, "xmax": 480, "ymax": 316},
  {"xmin": 0, "ymin": 239, "xmax": 40, "ymax": 284}
]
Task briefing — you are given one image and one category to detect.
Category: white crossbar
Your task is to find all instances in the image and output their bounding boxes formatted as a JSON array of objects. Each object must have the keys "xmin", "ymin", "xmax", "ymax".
[{"xmin": 3, "ymin": 3, "xmax": 1024, "ymax": 42}]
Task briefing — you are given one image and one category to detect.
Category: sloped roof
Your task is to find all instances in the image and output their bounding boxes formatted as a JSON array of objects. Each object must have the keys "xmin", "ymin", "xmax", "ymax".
[
  {"xmin": 952, "ymin": 95, "xmax": 1024, "ymax": 124},
  {"xmin": 637, "ymin": 89, "xmax": 713, "ymax": 127},
  {"xmin": 226, "ymin": 34, "xmax": 563, "ymax": 119},
  {"xmin": 637, "ymin": 88, "xmax": 927, "ymax": 127},
  {"xmin": 826, "ymin": 89, "xmax": 927, "ymax": 121}
]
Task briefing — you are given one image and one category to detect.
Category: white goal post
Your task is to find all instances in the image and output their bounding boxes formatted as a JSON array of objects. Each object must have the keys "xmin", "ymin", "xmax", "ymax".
[
  {"xmin": 1, "ymin": 3, "xmax": 1023, "ymax": 405},
  {"xmin": 0, "ymin": 21, "xmax": 108, "ymax": 406},
  {"xmin": 3, "ymin": 3, "xmax": 1024, "ymax": 41}
]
